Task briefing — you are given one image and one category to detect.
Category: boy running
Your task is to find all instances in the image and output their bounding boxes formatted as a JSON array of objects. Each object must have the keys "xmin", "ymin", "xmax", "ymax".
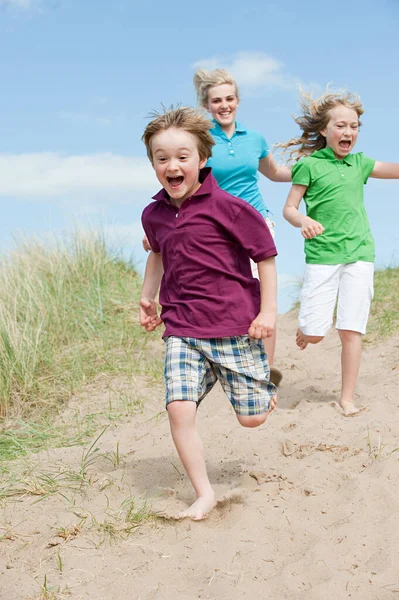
[{"xmin": 140, "ymin": 107, "xmax": 277, "ymax": 520}]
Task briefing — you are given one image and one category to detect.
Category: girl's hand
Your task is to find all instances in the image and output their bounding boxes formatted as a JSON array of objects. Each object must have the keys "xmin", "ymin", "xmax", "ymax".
[
  {"xmin": 301, "ymin": 217, "xmax": 325, "ymax": 239},
  {"xmin": 139, "ymin": 297, "xmax": 162, "ymax": 331},
  {"xmin": 142, "ymin": 235, "xmax": 152, "ymax": 252},
  {"xmin": 248, "ymin": 311, "xmax": 276, "ymax": 339}
]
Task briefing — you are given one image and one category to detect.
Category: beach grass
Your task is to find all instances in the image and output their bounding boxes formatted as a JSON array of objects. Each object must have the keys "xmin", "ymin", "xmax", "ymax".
[
  {"xmin": 0, "ymin": 230, "xmax": 161, "ymax": 421},
  {"xmin": 365, "ymin": 266, "xmax": 399, "ymax": 343}
]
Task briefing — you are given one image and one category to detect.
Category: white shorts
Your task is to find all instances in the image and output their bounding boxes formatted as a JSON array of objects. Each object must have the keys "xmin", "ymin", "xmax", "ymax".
[
  {"xmin": 298, "ymin": 261, "xmax": 374, "ymax": 336},
  {"xmin": 251, "ymin": 217, "xmax": 275, "ymax": 279}
]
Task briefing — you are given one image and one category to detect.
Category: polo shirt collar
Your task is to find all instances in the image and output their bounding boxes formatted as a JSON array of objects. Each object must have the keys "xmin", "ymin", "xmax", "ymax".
[
  {"xmin": 211, "ymin": 119, "xmax": 247, "ymax": 135},
  {"xmin": 152, "ymin": 167, "xmax": 217, "ymax": 202},
  {"xmin": 312, "ymin": 146, "xmax": 354, "ymax": 166}
]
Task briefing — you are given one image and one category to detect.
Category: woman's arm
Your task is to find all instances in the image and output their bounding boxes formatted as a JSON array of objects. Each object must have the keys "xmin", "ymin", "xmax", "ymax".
[
  {"xmin": 258, "ymin": 154, "xmax": 291, "ymax": 182},
  {"xmin": 283, "ymin": 184, "xmax": 325, "ymax": 239},
  {"xmin": 370, "ymin": 161, "xmax": 399, "ymax": 179}
]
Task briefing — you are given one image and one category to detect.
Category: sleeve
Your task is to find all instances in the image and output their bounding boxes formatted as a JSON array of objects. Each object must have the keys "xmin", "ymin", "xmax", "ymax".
[
  {"xmin": 230, "ymin": 202, "xmax": 277, "ymax": 263},
  {"xmin": 141, "ymin": 206, "xmax": 160, "ymax": 253},
  {"xmin": 259, "ymin": 134, "xmax": 269, "ymax": 159},
  {"xmin": 359, "ymin": 153, "xmax": 376, "ymax": 184},
  {"xmin": 292, "ymin": 159, "xmax": 311, "ymax": 186}
]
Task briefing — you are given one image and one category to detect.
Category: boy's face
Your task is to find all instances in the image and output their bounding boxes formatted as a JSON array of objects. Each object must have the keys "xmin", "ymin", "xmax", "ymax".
[
  {"xmin": 321, "ymin": 105, "xmax": 359, "ymax": 159},
  {"xmin": 151, "ymin": 128, "xmax": 207, "ymax": 206}
]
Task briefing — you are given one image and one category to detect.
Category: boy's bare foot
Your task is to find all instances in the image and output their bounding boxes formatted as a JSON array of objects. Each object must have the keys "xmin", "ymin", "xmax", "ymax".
[
  {"xmin": 340, "ymin": 400, "xmax": 360, "ymax": 416},
  {"xmin": 268, "ymin": 395, "xmax": 277, "ymax": 414},
  {"xmin": 179, "ymin": 491, "xmax": 216, "ymax": 521},
  {"xmin": 270, "ymin": 366, "xmax": 283, "ymax": 387},
  {"xmin": 296, "ymin": 328, "xmax": 308, "ymax": 350}
]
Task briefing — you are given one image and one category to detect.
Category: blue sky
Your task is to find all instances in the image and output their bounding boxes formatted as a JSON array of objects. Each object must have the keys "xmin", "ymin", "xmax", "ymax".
[{"xmin": 1, "ymin": 0, "xmax": 399, "ymax": 311}]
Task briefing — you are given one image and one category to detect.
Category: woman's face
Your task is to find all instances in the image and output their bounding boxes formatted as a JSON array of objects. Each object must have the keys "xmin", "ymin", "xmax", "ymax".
[{"xmin": 205, "ymin": 83, "xmax": 239, "ymax": 129}]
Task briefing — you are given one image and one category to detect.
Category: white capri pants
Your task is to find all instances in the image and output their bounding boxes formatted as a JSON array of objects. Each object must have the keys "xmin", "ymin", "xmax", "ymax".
[
  {"xmin": 251, "ymin": 217, "xmax": 276, "ymax": 279},
  {"xmin": 298, "ymin": 261, "xmax": 374, "ymax": 336}
]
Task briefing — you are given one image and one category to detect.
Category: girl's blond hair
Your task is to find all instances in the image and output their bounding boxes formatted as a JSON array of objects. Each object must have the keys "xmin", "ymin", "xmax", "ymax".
[
  {"xmin": 142, "ymin": 106, "xmax": 215, "ymax": 162},
  {"xmin": 193, "ymin": 68, "xmax": 240, "ymax": 107},
  {"xmin": 277, "ymin": 88, "xmax": 364, "ymax": 163}
]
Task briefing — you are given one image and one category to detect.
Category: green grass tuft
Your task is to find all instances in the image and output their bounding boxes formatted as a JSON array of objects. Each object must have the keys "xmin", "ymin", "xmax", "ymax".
[
  {"xmin": 365, "ymin": 267, "xmax": 399, "ymax": 342},
  {"xmin": 0, "ymin": 229, "xmax": 161, "ymax": 418}
]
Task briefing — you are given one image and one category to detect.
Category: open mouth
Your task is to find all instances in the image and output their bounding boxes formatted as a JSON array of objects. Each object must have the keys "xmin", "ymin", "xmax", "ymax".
[
  {"xmin": 167, "ymin": 176, "xmax": 184, "ymax": 188},
  {"xmin": 339, "ymin": 140, "xmax": 351, "ymax": 150}
]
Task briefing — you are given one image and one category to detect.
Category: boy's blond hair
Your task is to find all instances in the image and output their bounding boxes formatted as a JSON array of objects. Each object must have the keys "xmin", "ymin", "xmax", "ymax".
[
  {"xmin": 193, "ymin": 68, "xmax": 240, "ymax": 107},
  {"xmin": 277, "ymin": 87, "xmax": 364, "ymax": 163},
  {"xmin": 142, "ymin": 106, "xmax": 215, "ymax": 162}
]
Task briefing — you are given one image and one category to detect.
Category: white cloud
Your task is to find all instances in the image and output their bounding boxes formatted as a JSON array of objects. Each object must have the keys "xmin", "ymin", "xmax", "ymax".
[
  {"xmin": 0, "ymin": 0, "xmax": 38, "ymax": 8},
  {"xmin": 0, "ymin": 152, "xmax": 157, "ymax": 197},
  {"xmin": 193, "ymin": 51, "xmax": 301, "ymax": 90}
]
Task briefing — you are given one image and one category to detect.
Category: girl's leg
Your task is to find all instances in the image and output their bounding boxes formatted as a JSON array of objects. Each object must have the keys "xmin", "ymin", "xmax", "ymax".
[
  {"xmin": 338, "ymin": 329, "xmax": 362, "ymax": 415},
  {"xmin": 167, "ymin": 400, "xmax": 215, "ymax": 520},
  {"xmin": 297, "ymin": 265, "xmax": 340, "ymax": 349},
  {"xmin": 336, "ymin": 262, "xmax": 374, "ymax": 415}
]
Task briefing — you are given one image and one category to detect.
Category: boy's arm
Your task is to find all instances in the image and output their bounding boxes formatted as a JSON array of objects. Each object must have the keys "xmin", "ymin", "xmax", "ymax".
[
  {"xmin": 258, "ymin": 154, "xmax": 292, "ymax": 182},
  {"xmin": 370, "ymin": 161, "xmax": 399, "ymax": 179},
  {"xmin": 139, "ymin": 251, "xmax": 164, "ymax": 332},
  {"xmin": 283, "ymin": 184, "xmax": 325, "ymax": 239},
  {"xmin": 248, "ymin": 256, "xmax": 277, "ymax": 339}
]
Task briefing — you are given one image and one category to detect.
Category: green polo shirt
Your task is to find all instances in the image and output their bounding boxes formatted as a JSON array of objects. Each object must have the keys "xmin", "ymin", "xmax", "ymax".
[{"xmin": 292, "ymin": 147, "xmax": 376, "ymax": 265}]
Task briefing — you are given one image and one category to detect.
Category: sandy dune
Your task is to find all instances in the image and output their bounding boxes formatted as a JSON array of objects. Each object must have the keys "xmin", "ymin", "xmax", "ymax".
[{"xmin": 1, "ymin": 311, "xmax": 399, "ymax": 599}]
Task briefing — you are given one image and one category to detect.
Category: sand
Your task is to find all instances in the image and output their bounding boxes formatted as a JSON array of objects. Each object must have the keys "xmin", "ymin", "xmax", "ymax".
[{"xmin": 1, "ymin": 311, "xmax": 399, "ymax": 600}]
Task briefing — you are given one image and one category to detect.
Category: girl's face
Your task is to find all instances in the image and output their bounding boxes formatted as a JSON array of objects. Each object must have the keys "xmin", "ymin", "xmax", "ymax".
[
  {"xmin": 321, "ymin": 105, "xmax": 359, "ymax": 159},
  {"xmin": 205, "ymin": 83, "xmax": 239, "ymax": 130}
]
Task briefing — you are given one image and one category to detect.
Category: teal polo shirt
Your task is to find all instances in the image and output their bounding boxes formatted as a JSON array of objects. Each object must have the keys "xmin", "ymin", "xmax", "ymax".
[
  {"xmin": 292, "ymin": 147, "xmax": 376, "ymax": 265},
  {"xmin": 206, "ymin": 120, "xmax": 270, "ymax": 216}
]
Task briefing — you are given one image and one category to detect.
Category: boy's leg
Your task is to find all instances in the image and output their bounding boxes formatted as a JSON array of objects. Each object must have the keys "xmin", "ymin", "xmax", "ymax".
[
  {"xmin": 336, "ymin": 261, "xmax": 374, "ymax": 414},
  {"xmin": 235, "ymin": 395, "xmax": 277, "ymax": 427},
  {"xmin": 167, "ymin": 401, "xmax": 215, "ymax": 519},
  {"xmin": 297, "ymin": 264, "xmax": 340, "ymax": 349},
  {"xmin": 210, "ymin": 337, "xmax": 277, "ymax": 428},
  {"xmin": 164, "ymin": 336, "xmax": 217, "ymax": 520}
]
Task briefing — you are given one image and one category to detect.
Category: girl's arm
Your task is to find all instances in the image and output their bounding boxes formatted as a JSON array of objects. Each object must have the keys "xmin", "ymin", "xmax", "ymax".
[
  {"xmin": 248, "ymin": 256, "xmax": 277, "ymax": 340},
  {"xmin": 370, "ymin": 161, "xmax": 399, "ymax": 179},
  {"xmin": 139, "ymin": 251, "xmax": 164, "ymax": 332},
  {"xmin": 258, "ymin": 154, "xmax": 291, "ymax": 182},
  {"xmin": 283, "ymin": 184, "xmax": 325, "ymax": 239}
]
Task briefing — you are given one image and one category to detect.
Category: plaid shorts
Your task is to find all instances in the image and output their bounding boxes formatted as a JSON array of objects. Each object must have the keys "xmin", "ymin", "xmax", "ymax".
[{"xmin": 164, "ymin": 336, "xmax": 276, "ymax": 416}]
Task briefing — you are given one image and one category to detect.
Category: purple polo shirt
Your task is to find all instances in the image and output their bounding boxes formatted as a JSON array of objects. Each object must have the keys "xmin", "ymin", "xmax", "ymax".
[{"xmin": 142, "ymin": 168, "xmax": 277, "ymax": 338}]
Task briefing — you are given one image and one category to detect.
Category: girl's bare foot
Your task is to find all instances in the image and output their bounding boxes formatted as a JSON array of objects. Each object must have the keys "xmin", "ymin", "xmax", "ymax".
[
  {"xmin": 296, "ymin": 328, "xmax": 309, "ymax": 350},
  {"xmin": 179, "ymin": 491, "xmax": 216, "ymax": 521}
]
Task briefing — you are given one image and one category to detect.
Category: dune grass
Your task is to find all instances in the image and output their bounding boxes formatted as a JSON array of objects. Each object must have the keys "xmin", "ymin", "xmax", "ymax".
[
  {"xmin": 365, "ymin": 266, "xmax": 399, "ymax": 342},
  {"xmin": 0, "ymin": 230, "xmax": 161, "ymax": 420}
]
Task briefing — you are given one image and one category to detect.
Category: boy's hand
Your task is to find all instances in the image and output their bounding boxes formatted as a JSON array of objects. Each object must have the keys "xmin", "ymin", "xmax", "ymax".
[
  {"xmin": 139, "ymin": 297, "xmax": 162, "ymax": 331},
  {"xmin": 248, "ymin": 311, "xmax": 276, "ymax": 339},
  {"xmin": 301, "ymin": 217, "xmax": 324, "ymax": 239},
  {"xmin": 142, "ymin": 235, "xmax": 152, "ymax": 252}
]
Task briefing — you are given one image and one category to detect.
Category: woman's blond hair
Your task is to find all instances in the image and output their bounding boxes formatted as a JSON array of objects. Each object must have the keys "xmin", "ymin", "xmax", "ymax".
[
  {"xmin": 142, "ymin": 106, "xmax": 215, "ymax": 162},
  {"xmin": 277, "ymin": 88, "xmax": 364, "ymax": 163},
  {"xmin": 193, "ymin": 68, "xmax": 240, "ymax": 107}
]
